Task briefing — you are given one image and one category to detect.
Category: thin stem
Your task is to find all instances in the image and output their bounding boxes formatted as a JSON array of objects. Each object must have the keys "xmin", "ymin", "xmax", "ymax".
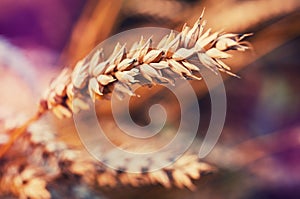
[{"xmin": 0, "ymin": 109, "xmax": 45, "ymax": 158}]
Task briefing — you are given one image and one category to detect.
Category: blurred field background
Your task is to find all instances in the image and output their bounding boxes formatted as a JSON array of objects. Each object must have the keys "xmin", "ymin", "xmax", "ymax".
[{"xmin": 0, "ymin": 0, "xmax": 300, "ymax": 198}]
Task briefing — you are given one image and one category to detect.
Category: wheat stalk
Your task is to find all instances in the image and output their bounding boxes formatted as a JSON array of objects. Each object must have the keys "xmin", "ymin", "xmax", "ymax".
[
  {"xmin": 0, "ymin": 11, "xmax": 251, "ymax": 198},
  {"xmin": 0, "ymin": 11, "xmax": 251, "ymax": 161}
]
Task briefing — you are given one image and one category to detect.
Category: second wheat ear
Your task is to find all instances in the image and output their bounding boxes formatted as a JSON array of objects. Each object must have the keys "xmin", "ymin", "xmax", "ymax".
[{"xmin": 0, "ymin": 12, "xmax": 251, "ymax": 158}]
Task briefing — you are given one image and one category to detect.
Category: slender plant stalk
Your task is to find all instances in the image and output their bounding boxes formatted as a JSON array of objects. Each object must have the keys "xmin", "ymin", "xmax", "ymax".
[
  {"xmin": 0, "ymin": 112, "xmax": 42, "ymax": 158},
  {"xmin": 0, "ymin": 11, "xmax": 251, "ymax": 160}
]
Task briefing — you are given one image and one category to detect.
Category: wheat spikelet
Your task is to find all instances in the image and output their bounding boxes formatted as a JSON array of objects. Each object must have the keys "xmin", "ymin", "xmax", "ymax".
[{"xmin": 40, "ymin": 12, "xmax": 251, "ymax": 119}]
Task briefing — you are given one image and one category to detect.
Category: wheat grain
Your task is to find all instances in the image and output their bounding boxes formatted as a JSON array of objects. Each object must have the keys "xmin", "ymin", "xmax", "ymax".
[{"xmin": 40, "ymin": 13, "xmax": 251, "ymax": 119}]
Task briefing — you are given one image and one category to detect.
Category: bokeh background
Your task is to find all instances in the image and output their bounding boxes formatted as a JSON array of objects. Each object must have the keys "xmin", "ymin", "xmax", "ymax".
[{"xmin": 0, "ymin": 0, "xmax": 300, "ymax": 198}]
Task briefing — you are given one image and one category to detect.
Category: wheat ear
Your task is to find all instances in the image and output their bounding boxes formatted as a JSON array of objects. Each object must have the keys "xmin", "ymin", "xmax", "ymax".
[
  {"xmin": 0, "ymin": 12, "xmax": 251, "ymax": 157},
  {"xmin": 40, "ymin": 13, "xmax": 251, "ymax": 118}
]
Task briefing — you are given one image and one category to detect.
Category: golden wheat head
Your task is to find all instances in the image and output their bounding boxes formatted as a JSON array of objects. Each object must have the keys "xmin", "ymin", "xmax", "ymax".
[{"xmin": 40, "ymin": 12, "xmax": 251, "ymax": 119}]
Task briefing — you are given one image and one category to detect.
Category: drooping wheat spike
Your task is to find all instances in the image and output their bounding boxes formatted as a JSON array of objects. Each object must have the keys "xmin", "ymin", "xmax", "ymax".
[{"xmin": 39, "ymin": 12, "xmax": 251, "ymax": 119}]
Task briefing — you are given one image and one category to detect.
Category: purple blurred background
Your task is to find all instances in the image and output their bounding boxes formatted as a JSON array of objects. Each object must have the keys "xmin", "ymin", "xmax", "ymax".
[{"xmin": 0, "ymin": 0, "xmax": 84, "ymax": 51}]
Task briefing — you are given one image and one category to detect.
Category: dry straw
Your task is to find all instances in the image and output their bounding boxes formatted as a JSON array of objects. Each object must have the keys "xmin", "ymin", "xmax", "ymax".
[{"xmin": 0, "ymin": 11, "xmax": 251, "ymax": 196}]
